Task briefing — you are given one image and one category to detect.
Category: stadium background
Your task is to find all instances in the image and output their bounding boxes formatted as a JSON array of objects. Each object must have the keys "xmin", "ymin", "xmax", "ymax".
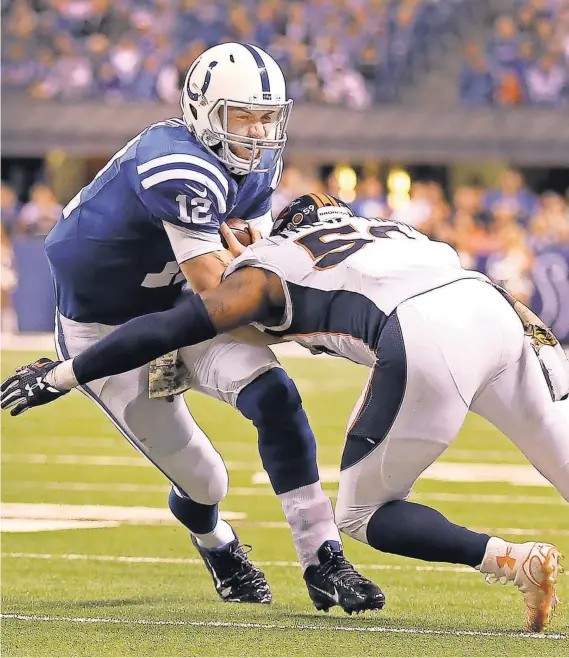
[{"xmin": 1, "ymin": 0, "xmax": 568, "ymax": 655}]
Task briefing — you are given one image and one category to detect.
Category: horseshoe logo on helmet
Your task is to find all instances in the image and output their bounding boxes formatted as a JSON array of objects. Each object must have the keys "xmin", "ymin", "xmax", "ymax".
[{"xmin": 188, "ymin": 61, "xmax": 218, "ymax": 102}]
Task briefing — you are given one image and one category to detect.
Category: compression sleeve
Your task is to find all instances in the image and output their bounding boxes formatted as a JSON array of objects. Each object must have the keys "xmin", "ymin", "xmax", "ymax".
[{"xmin": 72, "ymin": 294, "xmax": 217, "ymax": 385}]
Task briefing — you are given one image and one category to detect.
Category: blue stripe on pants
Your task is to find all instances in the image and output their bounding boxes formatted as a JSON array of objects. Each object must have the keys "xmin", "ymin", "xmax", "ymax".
[
  {"xmin": 55, "ymin": 311, "xmax": 189, "ymax": 495},
  {"xmin": 340, "ymin": 312, "xmax": 407, "ymax": 471}
]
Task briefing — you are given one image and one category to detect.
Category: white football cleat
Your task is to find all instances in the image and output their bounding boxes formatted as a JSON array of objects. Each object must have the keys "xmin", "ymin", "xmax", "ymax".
[
  {"xmin": 479, "ymin": 538, "xmax": 563, "ymax": 633},
  {"xmin": 512, "ymin": 542, "xmax": 562, "ymax": 633}
]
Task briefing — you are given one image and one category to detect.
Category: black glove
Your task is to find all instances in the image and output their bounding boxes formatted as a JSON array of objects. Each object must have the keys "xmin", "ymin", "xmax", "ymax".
[{"xmin": 0, "ymin": 358, "xmax": 69, "ymax": 417}]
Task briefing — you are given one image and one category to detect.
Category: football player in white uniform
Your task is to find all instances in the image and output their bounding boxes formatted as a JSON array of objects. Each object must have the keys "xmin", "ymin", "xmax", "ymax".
[
  {"xmin": 1, "ymin": 44, "xmax": 386, "ymax": 613},
  {"xmin": 4, "ymin": 193, "xmax": 568, "ymax": 631}
]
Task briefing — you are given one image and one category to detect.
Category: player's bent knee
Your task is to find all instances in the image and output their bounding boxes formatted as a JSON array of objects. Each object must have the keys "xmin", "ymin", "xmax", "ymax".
[
  {"xmin": 186, "ymin": 471, "xmax": 228, "ymax": 506},
  {"xmin": 238, "ymin": 368, "xmax": 302, "ymax": 422},
  {"xmin": 175, "ymin": 456, "xmax": 229, "ymax": 506}
]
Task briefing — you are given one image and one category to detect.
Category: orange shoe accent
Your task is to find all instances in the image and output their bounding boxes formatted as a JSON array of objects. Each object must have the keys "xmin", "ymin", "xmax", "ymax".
[
  {"xmin": 519, "ymin": 543, "xmax": 562, "ymax": 633},
  {"xmin": 496, "ymin": 547, "xmax": 517, "ymax": 570}
]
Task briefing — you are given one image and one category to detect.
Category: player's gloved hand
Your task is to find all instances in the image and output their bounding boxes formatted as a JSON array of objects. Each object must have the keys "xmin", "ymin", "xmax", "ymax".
[{"xmin": 0, "ymin": 357, "xmax": 69, "ymax": 417}]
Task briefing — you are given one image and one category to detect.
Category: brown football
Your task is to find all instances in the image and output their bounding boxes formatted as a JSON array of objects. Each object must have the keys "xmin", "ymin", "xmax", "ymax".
[{"xmin": 221, "ymin": 218, "xmax": 253, "ymax": 248}]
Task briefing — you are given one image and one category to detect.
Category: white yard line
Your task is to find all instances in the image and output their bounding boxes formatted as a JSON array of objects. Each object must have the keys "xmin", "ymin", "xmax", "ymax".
[
  {"xmin": 253, "ymin": 463, "xmax": 554, "ymax": 487},
  {"xmin": 10, "ymin": 435, "xmax": 530, "ymax": 463},
  {"xmin": 3, "ymin": 551, "xmax": 568, "ymax": 573},
  {"xmin": 5, "ymin": 481, "xmax": 566, "ymax": 506},
  {"xmin": 6, "ymin": 481, "xmax": 172, "ymax": 493},
  {"xmin": 3, "ymin": 454, "xmax": 553, "ymax": 487},
  {"xmin": 1, "ymin": 453, "xmax": 253, "ymax": 470},
  {"xmin": 0, "ymin": 503, "xmax": 244, "ymax": 532},
  {"xmin": 0, "ymin": 613, "xmax": 566, "ymax": 640},
  {"xmin": 228, "ymin": 522, "xmax": 569, "ymax": 537}
]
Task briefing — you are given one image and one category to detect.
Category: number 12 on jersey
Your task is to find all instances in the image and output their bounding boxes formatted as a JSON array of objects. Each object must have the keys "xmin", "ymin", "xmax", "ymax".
[{"xmin": 176, "ymin": 194, "xmax": 213, "ymax": 224}]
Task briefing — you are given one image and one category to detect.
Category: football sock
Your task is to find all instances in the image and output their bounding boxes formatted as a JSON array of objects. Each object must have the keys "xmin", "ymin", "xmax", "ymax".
[
  {"xmin": 366, "ymin": 500, "xmax": 490, "ymax": 568},
  {"xmin": 168, "ymin": 487, "xmax": 234, "ymax": 549},
  {"xmin": 279, "ymin": 482, "xmax": 342, "ymax": 571},
  {"xmin": 237, "ymin": 369, "xmax": 340, "ymax": 569},
  {"xmin": 193, "ymin": 519, "xmax": 237, "ymax": 550},
  {"xmin": 478, "ymin": 536, "xmax": 521, "ymax": 579}
]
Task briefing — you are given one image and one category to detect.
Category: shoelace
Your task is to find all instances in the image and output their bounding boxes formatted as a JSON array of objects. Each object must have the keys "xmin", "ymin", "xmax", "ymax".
[
  {"xmin": 213, "ymin": 544, "xmax": 267, "ymax": 588},
  {"xmin": 321, "ymin": 553, "xmax": 370, "ymax": 587}
]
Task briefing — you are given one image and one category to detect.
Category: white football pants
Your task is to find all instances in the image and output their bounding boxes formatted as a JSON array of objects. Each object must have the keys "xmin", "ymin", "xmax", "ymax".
[
  {"xmin": 335, "ymin": 279, "xmax": 569, "ymax": 543},
  {"xmin": 55, "ymin": 311, "xmax": 280, "ymax": 505}
]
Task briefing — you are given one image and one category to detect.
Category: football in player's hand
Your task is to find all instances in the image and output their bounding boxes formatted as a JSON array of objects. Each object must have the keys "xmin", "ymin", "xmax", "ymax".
[{"xmin": 221, "ymin": 218, "xmax": 254, "ymax": 248}]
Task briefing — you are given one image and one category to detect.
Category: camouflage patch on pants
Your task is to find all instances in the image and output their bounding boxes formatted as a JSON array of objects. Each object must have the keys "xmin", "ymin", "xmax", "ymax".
[{"xmin": 148, "ymin": 350, "xmax": 193, "ymax": 398}]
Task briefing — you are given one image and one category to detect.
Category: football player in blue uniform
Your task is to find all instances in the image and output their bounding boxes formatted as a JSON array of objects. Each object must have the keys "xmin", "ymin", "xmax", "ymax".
[{"xmin": 2, "ymin": 45, "xmax": 384, "ymax": 613}]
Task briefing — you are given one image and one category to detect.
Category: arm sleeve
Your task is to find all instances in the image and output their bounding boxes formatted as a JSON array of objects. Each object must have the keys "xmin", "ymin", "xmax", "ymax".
[
  {"xmin": 162, "ymin": 221, "xmax": 223, "ymax": 263},
  {"xmin": 72, "ymin": 294, "xmax": 217, "ymax": 385}
]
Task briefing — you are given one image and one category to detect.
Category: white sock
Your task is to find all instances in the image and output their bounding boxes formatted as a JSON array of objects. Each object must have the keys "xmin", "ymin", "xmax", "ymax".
[
  {"xmin": 478, "ymin": 536, "xmax": 523, "ymax": 582},
  {"xmin": 194, "ymin": 518, "xmax": 236, "ymax": 550},
  {"xmin": 279, "ymin": 482, "xmax": 342, "ymax": 572}
]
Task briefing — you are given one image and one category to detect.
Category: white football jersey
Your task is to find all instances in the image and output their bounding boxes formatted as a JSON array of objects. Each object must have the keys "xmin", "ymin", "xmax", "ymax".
[{"xmin": 225, "ymin": 216, "xmax": 490, "ymax": 366}]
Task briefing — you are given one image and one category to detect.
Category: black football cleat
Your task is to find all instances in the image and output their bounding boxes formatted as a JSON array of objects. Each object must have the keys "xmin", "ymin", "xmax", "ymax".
[
  {"xmin": 191, "ymin": 535, "xmax": 272, "ymax": 604},
  {"xmin": 304, "ymin": 541, "xmax": 385, "ymax": 614}
]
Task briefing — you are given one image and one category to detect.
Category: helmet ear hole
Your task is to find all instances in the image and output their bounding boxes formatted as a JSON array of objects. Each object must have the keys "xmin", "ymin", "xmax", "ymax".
[{"xmin": 190, "ymin": 105, "xmax": 198, "ymax": 120}]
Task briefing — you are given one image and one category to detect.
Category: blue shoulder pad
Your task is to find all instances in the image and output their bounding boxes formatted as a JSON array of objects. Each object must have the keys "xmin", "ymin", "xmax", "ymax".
[{"xmin": 136, "ymin": 124, "xmax": 231, "ymax": 234}]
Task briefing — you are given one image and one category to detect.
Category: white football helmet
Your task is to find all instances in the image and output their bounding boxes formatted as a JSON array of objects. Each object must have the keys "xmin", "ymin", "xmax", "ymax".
[{"xmin": 181, "ymin": 43, "xmax": 293, "ymax": 175}]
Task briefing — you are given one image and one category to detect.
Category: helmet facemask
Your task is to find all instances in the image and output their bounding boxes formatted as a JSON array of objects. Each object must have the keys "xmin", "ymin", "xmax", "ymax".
[{"xmin": 203, "ymin": 99, "xmax": 292, "ymax": 174}]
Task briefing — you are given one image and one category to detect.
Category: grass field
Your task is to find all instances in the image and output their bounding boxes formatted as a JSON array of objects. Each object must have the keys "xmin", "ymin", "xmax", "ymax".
[{"xmin": 1, "ymin": 348, "xmax": 568, "ymax": 657}]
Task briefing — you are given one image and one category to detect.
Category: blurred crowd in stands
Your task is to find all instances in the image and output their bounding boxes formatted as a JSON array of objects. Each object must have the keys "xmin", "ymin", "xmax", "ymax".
[
  {"xmin": 2, "ymin": 0, "xmax": 469, "ymax": 106},
  {"xmin": 460, "ymin": 0, "xmax": 569, "ymax": 107}
]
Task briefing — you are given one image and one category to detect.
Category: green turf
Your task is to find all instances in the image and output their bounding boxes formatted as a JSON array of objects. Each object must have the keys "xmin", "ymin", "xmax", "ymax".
[{"xmin": 1, "ymin": 350, "xmax": 567, "ymax": 656}]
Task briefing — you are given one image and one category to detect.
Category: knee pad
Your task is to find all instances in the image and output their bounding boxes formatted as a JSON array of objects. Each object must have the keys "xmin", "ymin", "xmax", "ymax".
[
  {"xmin": 237, "ymin": 367, "xmax": 302, "ymax": 423},
  {"xmin": 175, "ymin": 454, "xmax": 228, "ymax": 506},
  {"xmin": 237, "ymin": 368, "xmax": 318, "ymax": 494}
]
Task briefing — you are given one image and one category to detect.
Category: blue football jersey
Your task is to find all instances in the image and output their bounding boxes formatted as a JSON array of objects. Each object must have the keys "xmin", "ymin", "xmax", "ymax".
[{"xmin": 45, "ymin": 118, "xmax": 282, "ymax": 324}]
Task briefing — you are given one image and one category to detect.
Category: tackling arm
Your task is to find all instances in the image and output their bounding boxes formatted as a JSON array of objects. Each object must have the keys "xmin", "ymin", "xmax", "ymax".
[
  {"xmin": 0, "ymin": 267, "xmax": 285, "ymax": 416},
  {"xmin": 68, "ymin": 266, "xmax": 284, "ymax": 387}
]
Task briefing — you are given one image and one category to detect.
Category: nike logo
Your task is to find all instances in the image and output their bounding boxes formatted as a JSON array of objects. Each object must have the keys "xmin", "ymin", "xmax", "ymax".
[
  {"xmin": 185, "ymin": 183, "xmax": 208, "ymax": 198},
  {"xmin": 311, "ymin": 584, "xmax": 341, "ymax": 605}
]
